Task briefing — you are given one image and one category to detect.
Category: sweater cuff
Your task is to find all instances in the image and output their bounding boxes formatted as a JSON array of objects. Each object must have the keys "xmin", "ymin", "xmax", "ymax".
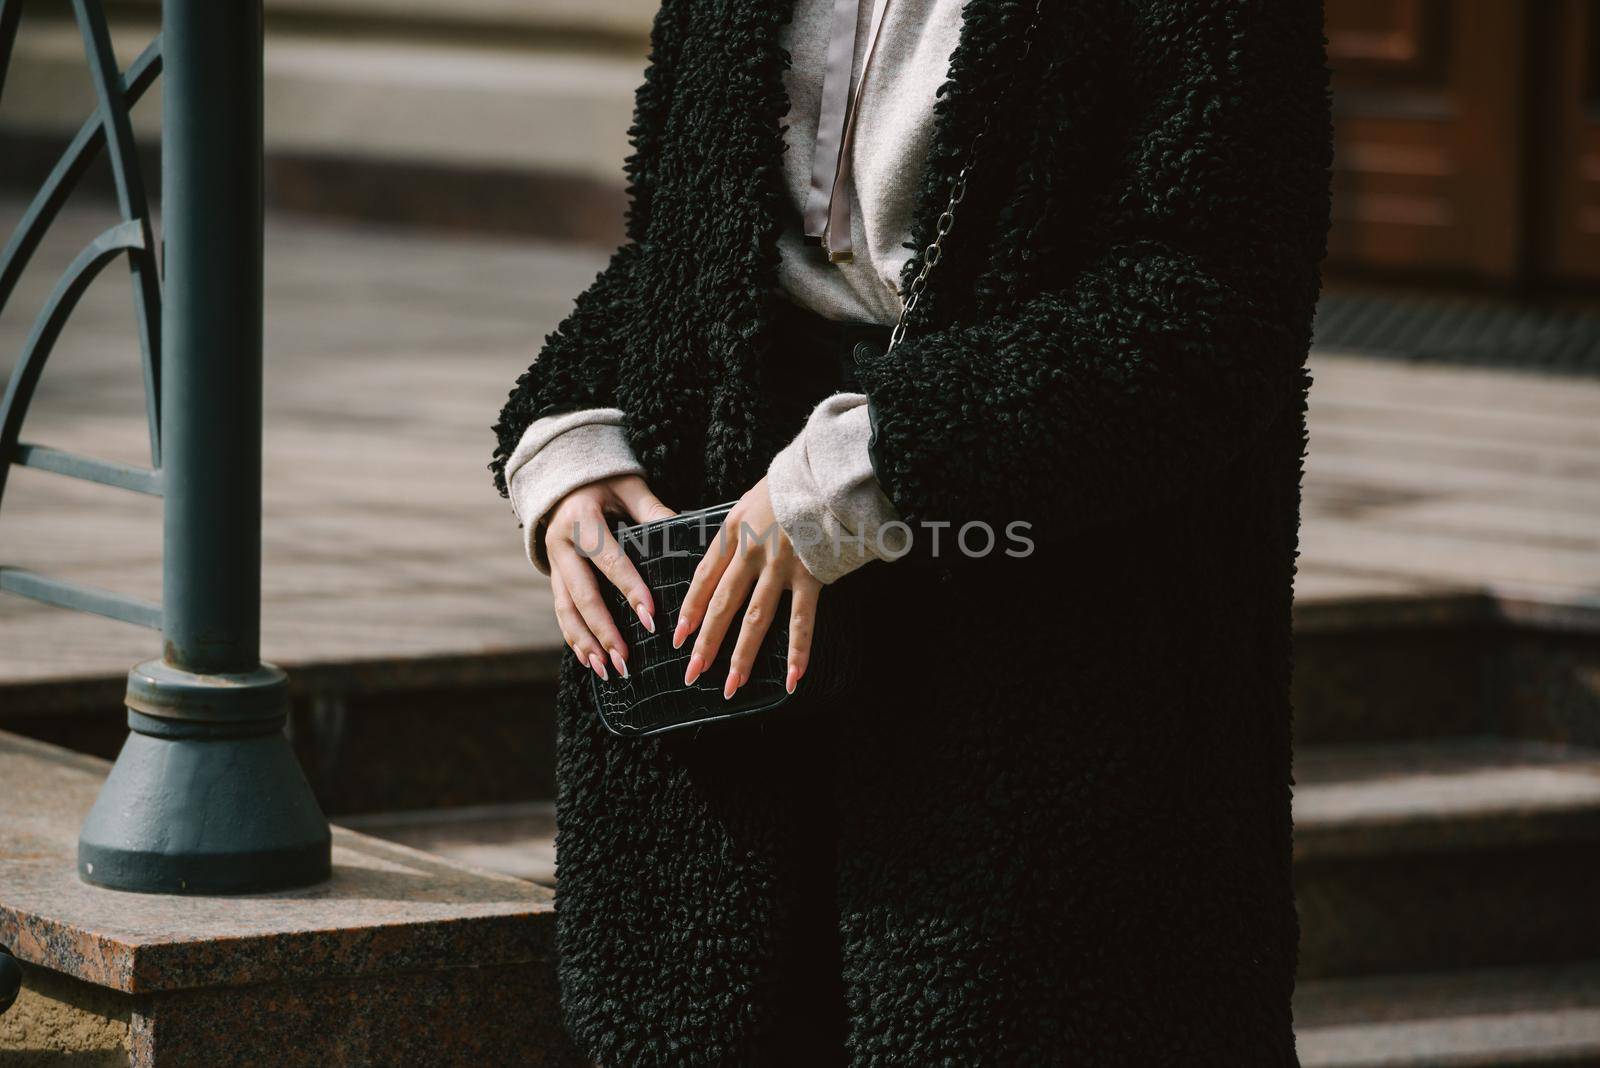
[
  {"xmin": 767, "ymin": 393, "xmax": 901, "ymax": 585},
  {"xmin": 506, "ymin": 409, "xmax": 644, "ymax": 573}
]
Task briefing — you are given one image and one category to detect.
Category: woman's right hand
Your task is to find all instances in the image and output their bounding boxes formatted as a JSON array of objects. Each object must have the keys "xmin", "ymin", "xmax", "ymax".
[{"xmin": 543, "ymin": 474, "xmax": 675, "ymax": 680}]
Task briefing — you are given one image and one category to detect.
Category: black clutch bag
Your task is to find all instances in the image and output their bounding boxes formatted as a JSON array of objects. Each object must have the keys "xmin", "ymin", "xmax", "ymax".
[{"xmin": 590, "ymin": 502, "xmax": 855, "ymax": 737}]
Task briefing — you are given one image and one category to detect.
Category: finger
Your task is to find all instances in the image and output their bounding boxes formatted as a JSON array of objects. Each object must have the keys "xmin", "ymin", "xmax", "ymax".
[
  {"xmin": 726, "ymin": 571, "xmax": 784, "ymax": 698},
  {"xmin": 545, "ymin": 497, "xmax": 604, "ymax": 557},
  {"xmin": 673, "ymin": 515, "xmax": 739, "ymax": 650},
  {"xmin": 612, "ymin": 476, "xmax": 676, "ymax": 524},
  {"xmin": 786, "ymin": 578, "xmax": 820, "ymax": 694},
  {"xmin": 685, "ymin": 552, "xmax": 757, "ymax": 687},
  {"xmin": 550, "ymin": 569, "xmax": 608, "ymax": 680},
  {"xmin": 585, "ymin": 525, "xmax": 658, "ymax": 634},
  {"xmin": 550, "ymin": 541, "xmax": 630, "ymax": 678}
]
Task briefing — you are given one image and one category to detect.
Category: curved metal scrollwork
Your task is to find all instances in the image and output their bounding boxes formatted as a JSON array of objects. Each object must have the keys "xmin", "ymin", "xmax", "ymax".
[{"xmin": 0, "ymin": 0, "xmax": 163, "ymax": 627}]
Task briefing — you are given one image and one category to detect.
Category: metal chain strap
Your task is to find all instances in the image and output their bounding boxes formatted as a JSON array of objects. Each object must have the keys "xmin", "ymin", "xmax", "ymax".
[{"xmin": 886, "ymin": 0, "xmax": 1047, "ymax": 353}]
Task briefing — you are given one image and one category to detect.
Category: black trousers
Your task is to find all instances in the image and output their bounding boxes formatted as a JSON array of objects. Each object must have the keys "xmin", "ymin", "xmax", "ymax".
[
  {"xmin": 764, "ymin": 296, "xmax": 890, "ymax": 430},
  {"xmin": 738, "ymin": 297, "xmax": 891, "ymax": 1065}
]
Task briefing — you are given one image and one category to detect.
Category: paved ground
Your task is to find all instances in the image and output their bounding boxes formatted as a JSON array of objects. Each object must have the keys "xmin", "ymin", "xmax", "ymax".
[
  {"xmin": 0, "ymin": 201, "xmax": 586, "ymax": 684},
  {"xmin": 3, "ymin": 201, "xmax": 1599, "ymax": 685}
]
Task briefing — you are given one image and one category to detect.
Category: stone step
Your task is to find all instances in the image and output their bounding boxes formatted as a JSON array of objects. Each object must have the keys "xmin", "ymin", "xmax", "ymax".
[
  {"xmin": 1295, "ymin": 737, "xmax": 1600, "ymax": 980},
  {"xmin": 5, "ymin": 14, "xmax": 642, "ymax": 181},
  {"xmin": 1296, "ymin": 962, "xmax": 1600, "ymax": 1067},
  {"xmin": 1290, "ymin": 594, "xmax": 1600, "ymax": 747},
  {"xmin": 145, "ymin": 0, "xmax": 655, "ymax": 38},
  {"xmin": 340, "ymin": 800, "xmax": 557, "ymax": 887},
  {"xmin": 351, "ymin": 738, "xmax": 1600, "ymax": 984},
  {"xmin": 0, "ymin": 731, "xmax": 582, "ymax": 1065},
  {"xmin": 12, "ymin": 599, "xmax": 1596, "ymax": 816},
  {"xmin": 345, "ymin": 795, "xmax": 1600, "ymax": 1066}
]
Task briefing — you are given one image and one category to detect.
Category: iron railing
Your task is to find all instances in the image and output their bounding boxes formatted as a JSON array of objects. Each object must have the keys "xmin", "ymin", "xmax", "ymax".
[
  {"xmin": 0, "ymin": 0, "xmax": 162, "ymax": 625},
  {"xmin": 0, "ymin": 0, "xmax": 330, "ymax": 894}
]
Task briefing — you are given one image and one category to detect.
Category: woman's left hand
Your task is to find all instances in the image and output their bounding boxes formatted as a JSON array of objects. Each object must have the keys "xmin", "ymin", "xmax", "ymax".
[{"xmin": 673, "ymin": 476, "xmax": 820, "ymax": 699}]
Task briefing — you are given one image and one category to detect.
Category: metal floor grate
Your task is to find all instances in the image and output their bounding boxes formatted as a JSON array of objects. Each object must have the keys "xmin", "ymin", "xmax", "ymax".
[{"xmin": 1313, "ymin": 291, "xmax": 1600, "ymax": 376}]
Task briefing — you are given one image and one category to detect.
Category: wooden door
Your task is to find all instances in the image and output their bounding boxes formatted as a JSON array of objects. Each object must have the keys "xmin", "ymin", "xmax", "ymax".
[
  {"xmin": 1534, "ymin": 0, "xmax": 1600, "ymax": 285},
  {"xmin": 1326, "ymin": 0, "xmax": 1528, "ymax": 284}
]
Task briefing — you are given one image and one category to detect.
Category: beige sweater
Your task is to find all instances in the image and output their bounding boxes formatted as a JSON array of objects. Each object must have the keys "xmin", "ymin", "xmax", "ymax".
[{"xmin": 506, "ymin": 0, "xmax": 965, "ymax": 583}]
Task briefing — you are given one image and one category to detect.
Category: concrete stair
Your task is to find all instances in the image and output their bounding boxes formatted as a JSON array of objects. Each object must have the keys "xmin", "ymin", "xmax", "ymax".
[
  {"xmin": 1276, "ymin": 597, "xmax": 1600, "ymax": 1062},
  {"xmin": 0, "ymin": 0, "xmax": 647, "ymax": 240},
  {"xmin": 345, "ymin": 731, "xmax": 1600, "ymax": 1066},
  {"xmin": 340, "ymin": 800, "xmax": 556, "ymax": 888},
  {"xmin": 1297, "ymin": 963, "xmax": 1600, "ymax": 1068},
  {"xmin": 3, "ymin": 1, "xmax": 646, "ymax": 181},
  {"xmin": 0, "ymin": 732, "xmax": 581, "ymax": 1066},
  {"xmin": 1296, "ymin": 737, "xmax": 1600, "ymax": 980},
  {"xmin": 5, "ymin": 585, "xmax": 1593, "ymax": 1063}
]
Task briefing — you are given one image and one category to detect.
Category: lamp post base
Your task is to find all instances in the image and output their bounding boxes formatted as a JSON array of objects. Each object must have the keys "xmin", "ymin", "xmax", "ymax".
[{"xmin": 77, "ymin": 661, "xmax": 331, "ymax": 894}]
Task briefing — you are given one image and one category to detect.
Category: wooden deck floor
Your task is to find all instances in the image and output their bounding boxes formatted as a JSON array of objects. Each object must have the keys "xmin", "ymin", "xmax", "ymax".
[{"xmin": 3, "ymin": 203, "xmax": 1598, "ymax": 686}]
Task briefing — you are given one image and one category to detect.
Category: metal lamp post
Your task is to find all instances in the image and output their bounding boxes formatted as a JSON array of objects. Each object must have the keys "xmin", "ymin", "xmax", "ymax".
[{"xmin": 75, "ymin": 0, "xmax": 331, "ymax": 893}]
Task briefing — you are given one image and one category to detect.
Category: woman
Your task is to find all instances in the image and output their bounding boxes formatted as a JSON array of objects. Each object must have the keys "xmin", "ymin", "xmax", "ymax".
[{"xmin": 491, "ymin": 0, "xmax": 1331, "ymax": 1062}]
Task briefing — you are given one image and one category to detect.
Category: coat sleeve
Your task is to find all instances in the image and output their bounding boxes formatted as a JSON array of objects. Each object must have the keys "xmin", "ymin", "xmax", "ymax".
[
  {"xmin": 853, "ymin": 0, "xmax": 1330, "ymax": 539},
  {"xmin": 489, "ymin": 0, "xmax": 684, "ymax": 498},
  {"xmin": 490, "ymin": 243, "xmax": 642, "ymax": 497}
]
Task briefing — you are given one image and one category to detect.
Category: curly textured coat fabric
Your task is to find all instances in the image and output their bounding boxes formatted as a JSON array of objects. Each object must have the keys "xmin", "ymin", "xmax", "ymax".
[{"xmin": 491, "ymin": 0, "xmax": 1332, "ymax": 1063}]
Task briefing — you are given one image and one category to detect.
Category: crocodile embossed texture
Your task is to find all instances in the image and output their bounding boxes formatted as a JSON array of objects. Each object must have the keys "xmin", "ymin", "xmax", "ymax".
[{"xmin": 590, "ymin": 503, "xmax": 796, "ymax": 737}]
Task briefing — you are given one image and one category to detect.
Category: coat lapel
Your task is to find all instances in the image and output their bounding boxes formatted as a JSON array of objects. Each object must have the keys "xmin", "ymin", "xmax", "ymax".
[
  {"xmin": 899, "ymin": 0, "xmax": 1044, "ymax": 322},
  {"xmin": 616, "ymin": 0, "xmax": 796, "ymax": 503},
  {"xmin": 621, "ymin": 0, "xmax": 1029, "ymax": 503},
  {"xmin": 700, "ymin": 0, "xmax": 801, "ymax": 498}
]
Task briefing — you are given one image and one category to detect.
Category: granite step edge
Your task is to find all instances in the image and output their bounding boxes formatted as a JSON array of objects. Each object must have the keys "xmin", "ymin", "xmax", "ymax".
[
  {"xmin": 341, "ymin": 801, "xmax": 558, "ymax": 888},
  {"xmin": 1297, "ymin": 961, "xmax": 1600, "ymax": 1068},
  {"xmin": 1294, "ymin": 737, "xmax": 1600, "ymax": 861},
  {"xmin": 0, "ymin": 730, "xmax": 557, "ymax": 996}
]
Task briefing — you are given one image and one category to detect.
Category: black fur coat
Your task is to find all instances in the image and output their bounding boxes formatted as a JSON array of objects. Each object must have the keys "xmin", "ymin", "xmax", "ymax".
[{"xmin": 492, "ymin": 0, "xmax": 1332, "ymax": 1063}]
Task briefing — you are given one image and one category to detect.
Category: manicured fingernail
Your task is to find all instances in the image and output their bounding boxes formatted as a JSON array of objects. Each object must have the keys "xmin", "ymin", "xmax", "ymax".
[
  {"xmin": 672, "ymin": 621, "xmax": 688, "ymax": 650},
  {"xmin": 610, "ymin": 648, "xmax": 628, "ymax": 679},
  {"xmin": 724, "ymin": 671, "xmax": 743, "ymax": 700},
  {"xmin": 684, "ymin": 654, "xmax": 705, "ymax": 686},
  {"xmin": 588, "ymin": 653, "xmax": 608, "ymax": 681},
  {"xmin": 635, "ymin": 604, "xmax": 656, "ymax": 633},
  {"xmin": 785, "ymin": 666, "xmax": 800, "ymax": 694}
]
